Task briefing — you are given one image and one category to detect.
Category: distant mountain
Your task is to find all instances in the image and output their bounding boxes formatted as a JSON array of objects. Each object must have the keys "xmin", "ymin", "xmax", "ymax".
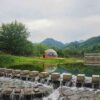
[
  {"xmin": 65, "ymin": 41, "xmax": 80, "ymax": 49},
  {"xmin": 41, "ymin": 36, "xmax": 100, "ymax": 52},
  {"xmin": 65, "ymin": 36, "xmax": 100, "ymax": 52},
  {"xmin": 80, "ymin": 36, "xmax": 100, "ymax": 47},
  {"xmin": 41, "ymin": 38, "xmax": 65, "ymax": 48}
]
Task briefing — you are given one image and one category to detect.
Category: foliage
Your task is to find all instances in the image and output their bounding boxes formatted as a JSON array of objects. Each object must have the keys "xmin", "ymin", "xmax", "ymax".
[
  {"xmin": 0, "ymin": 21, "xmax": 33, "ymax": 56},
  {"xmin": 0, "ymin": 55, "xmax": 15, "ymax": 67},
  {"xmin": 32, "ymin": 43, "xmax": 49, "ymax": 57}
]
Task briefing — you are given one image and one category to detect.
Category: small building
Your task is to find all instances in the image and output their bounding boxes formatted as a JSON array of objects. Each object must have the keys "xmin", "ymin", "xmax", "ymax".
[
  {"xmin": 84, "ymin": 53, "xmax": 100, "ymax": 66},
  {"xmin": 43, "ymin": 49, "xmax": 58, "ymax": 58}
]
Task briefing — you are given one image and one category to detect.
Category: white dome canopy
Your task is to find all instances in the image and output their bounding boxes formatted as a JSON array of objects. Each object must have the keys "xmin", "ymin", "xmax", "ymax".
[{"xmin": 45, "ymin": 49, "xmax": 58, "ymax": 57}]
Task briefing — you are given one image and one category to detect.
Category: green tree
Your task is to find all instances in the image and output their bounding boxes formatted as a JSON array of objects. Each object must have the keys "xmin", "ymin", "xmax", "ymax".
[
  {"xmin": 22, "ymin": 40, "xmax": 34, "ymax": 56},
  {"xmin": 62, "ymin": 48, "xmax": 83, "ymax": 58},
  {"xmin": 0, "ymin": 21, "xmax": 33, "ymax": 56},
  {"xmin": 32, "ymin": 43, "xmax": 49, "ymax": 57}
]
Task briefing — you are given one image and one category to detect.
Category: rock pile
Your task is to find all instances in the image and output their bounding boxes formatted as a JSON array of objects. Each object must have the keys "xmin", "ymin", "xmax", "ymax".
[
  {"xmin": 45, "ymin": 87, "xmax": 100, "ymax": 100},
  {"xmin": 0, "ymin": 77, "xmax": 53, "ymax": 100}
]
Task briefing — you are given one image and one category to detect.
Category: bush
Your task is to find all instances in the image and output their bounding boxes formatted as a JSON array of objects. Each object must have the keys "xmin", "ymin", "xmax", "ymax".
[
  {"xmin": 0, "ymin": 55, "xmax": 15, "ymax": 67},
  {"xmin": 7, "ymin": 63, "xmax": 44, "ymax": 72}
]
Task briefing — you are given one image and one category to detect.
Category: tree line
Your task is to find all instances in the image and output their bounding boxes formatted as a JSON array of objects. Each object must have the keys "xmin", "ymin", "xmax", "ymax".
[{"xmin": 0, "ymin": 21, "xmax": 99, "ymax": 58}]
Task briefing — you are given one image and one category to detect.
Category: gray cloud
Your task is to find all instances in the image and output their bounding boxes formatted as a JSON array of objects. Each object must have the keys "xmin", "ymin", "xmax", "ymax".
[{"xmin": 0, "ymin": 0, "xmax": 100, "ymax": 43}]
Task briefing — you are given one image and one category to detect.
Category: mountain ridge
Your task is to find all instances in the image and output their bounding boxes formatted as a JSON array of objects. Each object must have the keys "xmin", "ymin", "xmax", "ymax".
[
  {"xmin": 40, "ymin": 36, "xmax": 100, "ymax": 52},
  {"xmin": 41, "ymin": 38, "xmax": 65, "ymax": 48}
]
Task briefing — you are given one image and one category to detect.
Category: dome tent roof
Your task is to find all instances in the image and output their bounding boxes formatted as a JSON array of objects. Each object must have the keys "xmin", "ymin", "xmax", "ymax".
[{"xmin": 45, "ymin": 49, "xmax": 58, "ymax": 57}]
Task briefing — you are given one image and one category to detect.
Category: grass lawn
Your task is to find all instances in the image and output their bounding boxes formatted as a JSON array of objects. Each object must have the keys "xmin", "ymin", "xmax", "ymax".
[
  {"xmin": 0, "ymin": 54, "xmax": 83, "ymax": 66},
  {"xmin": 0, "ymin": 54, "xmax": 83, "ymax": 71}
]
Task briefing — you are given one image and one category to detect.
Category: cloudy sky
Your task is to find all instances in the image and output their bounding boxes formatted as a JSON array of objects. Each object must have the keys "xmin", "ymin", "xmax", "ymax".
[{"xmin": 0, "ymin": 0, "xmax": 100, "ymax": 43}]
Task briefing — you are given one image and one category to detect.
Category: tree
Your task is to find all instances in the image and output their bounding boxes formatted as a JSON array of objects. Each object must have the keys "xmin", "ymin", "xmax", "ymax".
[
  {"xmin": 23, "ymin": 40, "xmax": 34, "ymax": 56},
  {"xmin": 0, "ymin": 21, "xmax": 33, "ymax": 55},
  {"xmin": 32, "ymin": 43, "xmax": 49, "ymax": 57}
]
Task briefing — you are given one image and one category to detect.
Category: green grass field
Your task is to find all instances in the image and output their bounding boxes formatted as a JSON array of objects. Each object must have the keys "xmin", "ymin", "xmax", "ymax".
[
  {"xmin": 0, "ymin": 54, "xmax": 83, "ymax": 71},
  {"xmin": 0, "ymin": 54, "xmax": 83, "ymax": 66},
  {"xmin": 0, "ymin": 54, "xmax": 100, "ymax": 76}
]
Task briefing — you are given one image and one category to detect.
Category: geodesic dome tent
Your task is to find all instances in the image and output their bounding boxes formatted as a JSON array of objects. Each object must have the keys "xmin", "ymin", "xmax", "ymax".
[{"xmin": 44, "ymin": 49, "xmax": 58, "ymax": 58}]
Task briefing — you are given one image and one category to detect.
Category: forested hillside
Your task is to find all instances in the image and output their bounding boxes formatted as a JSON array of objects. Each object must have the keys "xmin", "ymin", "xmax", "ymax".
[
  {"xmin": 65, "ymin": 36, "xmax": 100, "ymax": 54},
  {"xmin": 40, "ymin": 36, "xmax": 100, "ymax": 57}
]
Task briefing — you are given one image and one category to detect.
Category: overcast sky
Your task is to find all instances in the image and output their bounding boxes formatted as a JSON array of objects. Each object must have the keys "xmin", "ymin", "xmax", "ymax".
[{"xmin": 0, "ymin": 0, "xmax": 100, "ymax": 43}]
